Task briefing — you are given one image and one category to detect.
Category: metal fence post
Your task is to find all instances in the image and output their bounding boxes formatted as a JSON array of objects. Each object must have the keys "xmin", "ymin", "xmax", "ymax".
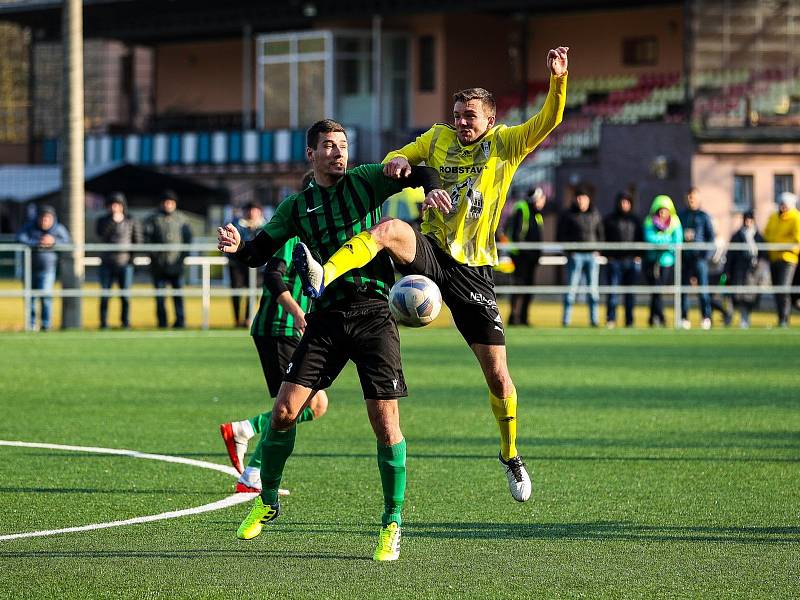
[
  {"xmin": 23, "ymin": 247, "xmax": 31, "ymax": 332},
  {"xmin": 201, "ymin": 261, "xmax": 211, "ymax": 330},
  {"xmin": 248, "ymin": 266, "xmax": 258, "ymax": 324},
  {"xmin": 673, "ymin": 242, "xmax": 682, "ymax": 329}
]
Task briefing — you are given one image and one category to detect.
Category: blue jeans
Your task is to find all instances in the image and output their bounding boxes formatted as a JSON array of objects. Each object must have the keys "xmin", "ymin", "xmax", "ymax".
[
  {"xmin": 99, "ymin": 263, "xmax": 134, "ymax": 327},
  {"xmin": 563, "ymin": 252, "xmax": 599, "ymax": 326},
  {"xmin": 30, "ymin": 269, "xmax": 56, "ymax": 330},
  {"xmin": 681, "ymin": 259, "xmax": 711, "ymax": 320},
  {"xmin": 153, "ymin": 274, "xmax": 185, "ymax": 328},
  {"xmin": 606, "ymin": 258, "xmax": 641, "ymax": 326}
]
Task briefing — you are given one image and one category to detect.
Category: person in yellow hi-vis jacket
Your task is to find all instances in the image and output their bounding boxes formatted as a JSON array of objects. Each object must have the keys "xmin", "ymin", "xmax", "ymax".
[
  {"xmin": 764, "ymin": 191, "xmax": 800, "ymax": 327},
  {"xmin": 291, "ymin": 47, "xmax": 569, "ymax": 503}
]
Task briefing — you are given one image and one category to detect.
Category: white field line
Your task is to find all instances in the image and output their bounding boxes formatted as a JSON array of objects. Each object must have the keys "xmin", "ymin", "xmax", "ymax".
[{"xmin": 0, "ymin": 440, "xmax": 256, "ymax": 542}]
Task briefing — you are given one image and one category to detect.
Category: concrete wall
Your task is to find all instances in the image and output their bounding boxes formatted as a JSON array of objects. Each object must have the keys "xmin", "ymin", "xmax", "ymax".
[
  {"xmin": 526, "ymin": 5, "xmax": 684, "ymax": 81},
  {"xmin": 556, "ymin": 122, "xmax": 694, "ymax": 218},
  {"xmin": 155, "ymin": 39, "xmax": 244, "ymax": 114}
]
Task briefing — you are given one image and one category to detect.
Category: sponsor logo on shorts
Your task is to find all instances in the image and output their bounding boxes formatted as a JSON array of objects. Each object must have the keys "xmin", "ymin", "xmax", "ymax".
[
  {"xmin": 286, "ymin": 362, "xmax": 293, "ymax": 374},
  {"xmin": 392, "ymin": 378, "xmax": 398, "ymax": 390},
  {"xmin": 469, "ymin": 291, "xmax": 498, "ymax": 308}
]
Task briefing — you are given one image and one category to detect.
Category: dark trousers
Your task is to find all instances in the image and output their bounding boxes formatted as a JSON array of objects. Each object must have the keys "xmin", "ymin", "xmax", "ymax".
[
  {"xmin": 229, "ymin": 261, "xmax": 250, "ymax": 326},
  {"xmin": 509, "ymin": 254, "xmax": 538, "ymax": 325},
  {"xmin": 99, "ymin": 263, "xmax": 133, "ymax": 327},
  {"xmin": 153, "ymin": 273, "xmax": 185, "ymax": 328},
  {"xmin": 681, "ymin": 259, "xmax": 711, "ymax": 320},
  {"xmin": 770, "ymin": 260, "xmax": 797, "ymax": 325},
  {"xmin": 606, "ymin": 258, "xmax": 641, "ymax": 326},
  {"xmin": 646, "ymin": 262, "xmax": 673, "ymax": 326}
]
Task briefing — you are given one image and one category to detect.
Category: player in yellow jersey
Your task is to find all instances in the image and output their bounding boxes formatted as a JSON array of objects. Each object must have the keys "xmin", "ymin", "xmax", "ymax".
[{"xmin": 293, "ymin": 47, "xmax": 569, "ymax": 502}]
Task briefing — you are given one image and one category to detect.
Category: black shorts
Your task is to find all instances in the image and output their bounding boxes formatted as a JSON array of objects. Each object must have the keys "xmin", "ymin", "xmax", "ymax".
[
  {"xmin": 397, "ymin": 230, "xmax": 505, "ymax": 346},
  {"xmin": 283, "ymin": 299, "xmax": 407, "ymax": 400},
  {"xmin": 253, "ymin": 335, "xmax": 300, "ymax": 398}
]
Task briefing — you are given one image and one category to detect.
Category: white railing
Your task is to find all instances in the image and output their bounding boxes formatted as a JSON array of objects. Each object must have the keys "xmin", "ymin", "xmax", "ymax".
[{"xmin": 1, "ymin": 241, "xmax": 799, "ymax": 330}]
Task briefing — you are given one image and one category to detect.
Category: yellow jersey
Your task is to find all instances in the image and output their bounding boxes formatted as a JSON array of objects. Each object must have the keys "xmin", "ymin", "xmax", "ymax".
[{"xmin": 384, "ymin": 74, "xmax": 567, "ymax": 266}]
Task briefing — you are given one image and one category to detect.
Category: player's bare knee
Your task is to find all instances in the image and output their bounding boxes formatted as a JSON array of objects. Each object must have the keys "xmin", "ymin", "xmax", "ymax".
[
  {"xmin": 488, "ymin": 373, "xmax": 515, "ymax": 399},
  {"xmin": 309, "ymin": 391, "xmax": 328, "ymax": 419},
  {"xmin": 270, "ymin": 403, "xmax": 296, "ymax": 429}
]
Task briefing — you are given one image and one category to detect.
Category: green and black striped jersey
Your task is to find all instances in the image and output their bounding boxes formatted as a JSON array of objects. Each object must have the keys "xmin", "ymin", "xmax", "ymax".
[
  {"xmin": 262, "ymin": 164, "xmax": 417, "ymax": 310},
  {"xmin": 249, "ymin": 237, "xmax": 311, "ymax": 338}
]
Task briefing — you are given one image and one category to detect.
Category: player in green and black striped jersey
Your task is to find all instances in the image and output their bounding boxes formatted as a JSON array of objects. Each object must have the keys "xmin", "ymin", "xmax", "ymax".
[
  {"xmin": 219, "ymin": 232, "xmax": 330, "ymax": 494},
  {"xmin": 217, "ymin": 119, "xmax": 441, "ymax": 561}
]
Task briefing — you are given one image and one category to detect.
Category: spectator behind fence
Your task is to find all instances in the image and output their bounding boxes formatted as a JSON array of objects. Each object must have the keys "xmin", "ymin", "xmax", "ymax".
[
  {"xmin": 603, "ymin": 192, "xmax": 643, "ymax": 328},
  {"xmin": 144, "ymin": 189, "xmax": 193, "ymax": 329},
  {"xmin": 557, "ymin": 189, "xmax": 603, "ymax": 327},
  {"xmin": 507, "ymin": 187, "xmax": 546, "ymax": 326},
  {"xmin": 96, "ymin": 192, "xmax": 142, "ymax": 329},
  {"xmin": 678, "ymin": 188, "xmax": 716, "ymax": 330},
  {"xmin": 643, "ymin": 195, "xmax": 683, "ymax": 328},
  {"xmin": 763, "ymin": 192, "xmax": 800, "ymax": 328},
  {"xmin": 727, "ymin": 211, "xmax": 766, "ymax": 329},
  {"xmin": 16, "ymin": 205, "xmax": 71, "ymax": 331},
  {"xmin": 230, "ymin": 202, "xmax": 266, "ymax": 327}
]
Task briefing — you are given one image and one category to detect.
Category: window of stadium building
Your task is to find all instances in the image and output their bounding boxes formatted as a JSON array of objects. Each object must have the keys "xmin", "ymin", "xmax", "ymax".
[
  {"xmin": 257, "ymin": 30, "xmax": 409, "ymax": 134},
  {"xmin": 734, "ymin": 174, "xmax": 754, "ymax": 212},
  {"xmin": 774, "ymin": 174, "xmax": 795, "ymax": 204}
]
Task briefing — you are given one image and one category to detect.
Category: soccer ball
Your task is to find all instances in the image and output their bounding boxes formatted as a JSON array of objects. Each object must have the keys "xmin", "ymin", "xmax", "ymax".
[{"xmin": 389, "ymin": 275, "xmax": 442, "ymax": 327}]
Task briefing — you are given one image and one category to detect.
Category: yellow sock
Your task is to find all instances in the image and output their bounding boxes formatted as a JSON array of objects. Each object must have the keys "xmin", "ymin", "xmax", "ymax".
[
  {"xmin": 489, "ymin": 389, "xmax": 518, "ymax": 462},
  {"xmin": 322, "ymin": 231, "xmax": 380, "ymax": 284}
]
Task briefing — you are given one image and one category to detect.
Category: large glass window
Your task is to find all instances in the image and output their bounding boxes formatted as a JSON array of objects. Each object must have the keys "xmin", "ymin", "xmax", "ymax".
[
  {"xmin": 257, "ymin": 32, "xmax": 332, "ymax": 129},
  {"xmin": 733, "ymin": 174, "xmax": 754, "ymax": 212}
]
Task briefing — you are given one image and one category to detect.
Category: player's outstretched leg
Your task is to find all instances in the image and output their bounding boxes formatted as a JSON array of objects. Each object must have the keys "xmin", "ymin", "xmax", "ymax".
[
  {"xmin": 490, "ymin": 389, "xmax": 531, "ymax": 502},
  {"xmin": 236, "ymin": 496, "xmax": 281, "ymax": 540},
  {"xmin": 219, "ymin": 420, "xmax": 255, "ymax": 474}
]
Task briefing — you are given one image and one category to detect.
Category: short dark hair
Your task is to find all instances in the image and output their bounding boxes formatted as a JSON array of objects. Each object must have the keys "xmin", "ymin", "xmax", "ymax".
[
  {"xmin": 306, "ymin": 119, "xmax": 347, "ymax": 150},
  {"xmin": 161, "ymin": 189, "xmax": 178, "ymax": 202},
  {"xmin": 453, "ymin": 88, "xmax": 496, "ymax": 118},
  {"xmin": 243, "ymin": 201, "xmax": 262, "ymax": 211}
]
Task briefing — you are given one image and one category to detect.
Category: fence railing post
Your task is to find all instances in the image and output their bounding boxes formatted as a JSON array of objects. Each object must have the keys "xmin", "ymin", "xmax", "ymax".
[
  {"xmin": 673, "ymin": 242, "xmax": 682, "ymax": 329},
  {"xmin": 23, "ymin": 247, "xmax": 32, "ymax": 332}
]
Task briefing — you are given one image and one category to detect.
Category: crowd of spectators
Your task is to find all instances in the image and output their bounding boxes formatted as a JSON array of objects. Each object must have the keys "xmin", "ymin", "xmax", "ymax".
[
  {"xmin": 11, "ymin": 185, "xmax": 800, "ymax": 330},
  {"xmin": 504, "ymin": 187, "xmax": 800, "ymax": 329}
]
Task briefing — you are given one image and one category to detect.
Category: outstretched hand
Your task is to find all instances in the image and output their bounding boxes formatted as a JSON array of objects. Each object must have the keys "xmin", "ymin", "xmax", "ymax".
[
  {"xmin": 423, "ymin": 189, "xmax": 453, "ymax": 214},
  {"xmin": 383, "ymin": 157, "xmax": 412, "ymax": 179},
  {"xmin": 217, "ymin": 223, "xmax": 241, "ymax": 254},
  {"xmin": 547, "ymin": 46, "xmax": 569, "ymax": 77}
]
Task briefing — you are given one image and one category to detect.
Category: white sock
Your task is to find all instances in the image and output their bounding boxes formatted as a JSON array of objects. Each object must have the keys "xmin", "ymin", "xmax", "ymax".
[
  {"xmin": 236, "ymin": 420, "xmax": 256, "ymax": 440},
  {"xmin": 240, "ymin": 466, "xmax": 261, "ymax": 485}
]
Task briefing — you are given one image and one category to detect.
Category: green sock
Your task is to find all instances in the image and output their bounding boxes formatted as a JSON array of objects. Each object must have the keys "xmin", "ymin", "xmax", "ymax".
[
  {"xmin": 247, "ymin": 407, "xmax": 314, "ymax": 470},
  {"xmin": 259, "ymin": 425, "xmax": 297, "ymax": 505},
  {"xmin": 377, "ymin": 439, "xmax": 406, "ymax": 527}
]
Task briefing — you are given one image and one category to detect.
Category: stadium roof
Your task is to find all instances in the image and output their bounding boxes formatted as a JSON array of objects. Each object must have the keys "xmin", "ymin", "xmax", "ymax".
[
  {"xmin": 0, "ymin": 162, "xmax": 226, "ymax": 205},
  {"xmin": 0, "ymin": 0, "xmax": 680, "ymax": 42}
]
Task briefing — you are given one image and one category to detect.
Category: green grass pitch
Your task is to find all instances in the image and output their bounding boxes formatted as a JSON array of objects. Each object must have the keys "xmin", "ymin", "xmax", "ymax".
[{"xmin": 0, "ymin": 328, "xmax": 798, "ymax": 599}]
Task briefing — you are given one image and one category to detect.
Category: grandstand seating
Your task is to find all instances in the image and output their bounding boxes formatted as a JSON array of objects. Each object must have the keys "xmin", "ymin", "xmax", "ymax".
[{"xmin": 500, "ymin": 67, "xmax": 800, "ymax": 181}]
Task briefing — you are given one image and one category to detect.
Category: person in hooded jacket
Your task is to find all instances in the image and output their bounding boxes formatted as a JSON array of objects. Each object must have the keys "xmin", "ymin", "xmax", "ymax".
[
  {"xmin": 643, "ymin": 195, "xmax": 683, "ymax": 327},
  {"xmin": 603, "ymin": 191, "xmax": 643, "ymax": 328},
  {"xmin": 726, "ymin": 210, "xmax": 765, "ymax": 328},
  {"xmin": 96, "ymin": 192, "xmax": 142, "ymax": 329},
  {"xmin": 16, "ymin": 205, "xmax": 71, "ymax": 331}
]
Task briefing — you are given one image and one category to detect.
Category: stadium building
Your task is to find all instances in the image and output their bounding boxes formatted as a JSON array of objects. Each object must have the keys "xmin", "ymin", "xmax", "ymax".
[{"xmin": 0, "ymin": 0, "xmax": 798, "ymax": 239}]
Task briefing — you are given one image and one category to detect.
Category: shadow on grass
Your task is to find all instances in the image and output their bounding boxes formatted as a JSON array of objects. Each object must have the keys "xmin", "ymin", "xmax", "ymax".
[{"xmin": 409, "ymin": 521, "xmax": 800, "ymax": 544}]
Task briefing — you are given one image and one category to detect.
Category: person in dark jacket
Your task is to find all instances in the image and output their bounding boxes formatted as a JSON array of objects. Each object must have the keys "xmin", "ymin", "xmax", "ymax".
[
  {"xmin": 230, "ymin": 202, "xmax": 266, "ymax": 327},
  {"xmin": 16, "ymin": 205, "xmax": 71, "ymax": 331},
  {"xmin": 96, "ymin": 192, "xmax": 142, "ymax": 329},
  {"xmin": 507, "ymin": 187, "xmax": 546, "ymax": 326},
  {"xmin": 557, "ymin": 189, "xmax": 604, "ymax": 327},
  {"xmin": 143, "ymin": 189, "xmax": 193, "ymax": 328},
  {"xmin": 727, "ymin": 210, "xmax": 765, "ymax": 328},
  {"xmin": 678, "ymin": 188, "xmax": 716, "ymax": 329},
  {"xmin": 603, "ymin": 192, "xmax": 643, "ymax": 328}
]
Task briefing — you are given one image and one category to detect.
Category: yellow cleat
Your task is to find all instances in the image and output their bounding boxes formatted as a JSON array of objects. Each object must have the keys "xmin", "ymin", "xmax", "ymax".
[
  {"xmin": 236, "ymin": 496, "xmax": 280, "ymax": 540},
  {"xmin": 373, "ymin": 522, "xmax": 401, "ymax": 561}
]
